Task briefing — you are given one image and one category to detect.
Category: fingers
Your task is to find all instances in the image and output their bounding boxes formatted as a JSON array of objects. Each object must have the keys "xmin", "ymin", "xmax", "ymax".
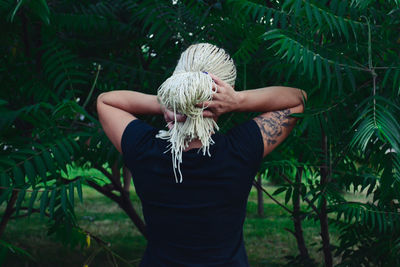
[
  {"xmin": 202, "ymin": 110, "xmax": 215, "ymax": 118},
  {"xmin": 164, "ymin": 108, "xmax": 186, "ymax": 122},
  {"xmin": 209, "ymin": 73, "xmax": 229, "ymax": 89},
  {"xmin": 195, "ymin": 101, "xmax": 213, "ymax": 108},
  {"xmin": 175, "ymin": 113, "xmax": 186, "ymax": 122},
  {"xmin": 208, "ymin": 73, "xmax": 223, "ymax": 85},
  {"xmin": 212, "ymin": 82, "xmax": 221, "ymax": 95},
  {"xmin": 167, "ymin": 121, "xmax": 174, "ymax": 130}
]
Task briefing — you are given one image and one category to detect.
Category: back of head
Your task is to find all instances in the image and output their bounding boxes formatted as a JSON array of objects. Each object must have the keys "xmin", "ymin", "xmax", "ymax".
[
  {"xmin": 157, "ymin": 43, "xmax": 236, "ymax": 183},
  {"xmin": 173, "ymin": 43, "xmax": 236, "ymax": 86}
]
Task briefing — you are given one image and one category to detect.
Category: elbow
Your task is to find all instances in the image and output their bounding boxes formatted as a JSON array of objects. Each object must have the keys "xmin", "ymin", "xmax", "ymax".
[
  {"xmin": 299, "ymin": 89, "xmax": 307, "ymax": 110},
  {"xmin": 300, "ymin": 89, "xmax": 307, "ymax": 101},
  {"xmin": 96, "ymin": 93, "xmax": 108, "ymax": 114},
  {"xmin": 97, "ymin": 92, "xmax": 109, "ymax": 107},
  {"xmin": 97, "ymin": 92, "xmax": 106, "ymax": 102},
  {"xmin": 293, "ymin": 90, "xmax": 307, "ymax": 114}
]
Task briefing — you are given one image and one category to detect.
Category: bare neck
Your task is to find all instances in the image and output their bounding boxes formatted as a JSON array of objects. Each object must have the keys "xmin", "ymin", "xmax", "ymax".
[{"xmin": 184, "ymin": 139, "xmax": 203, "ymax": 151}]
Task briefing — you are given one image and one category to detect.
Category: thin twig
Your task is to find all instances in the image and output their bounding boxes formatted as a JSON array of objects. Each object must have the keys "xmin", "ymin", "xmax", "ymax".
[
  {"xmin": 280, "ymin": 175, "xmax": 320, "ymax": 216},
  {"xmin": 82, "ymin": 64, "xmax": 101, "ymax": 109},
  {"xmin": 94, "ymin": 165, "xmax": 123, "ymax": 191},
  {"xmin": 253, "ymin": 181, "xmax": 293, "ymax": 214},
  {"xmin": 10, "ymin": 207, "xmax": 50, "ymax": 219}
]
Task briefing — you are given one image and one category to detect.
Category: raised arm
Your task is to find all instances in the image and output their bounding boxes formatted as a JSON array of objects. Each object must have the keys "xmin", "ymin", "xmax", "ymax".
[
  {"xmin": 200, "ymin": 74, "xmax": 306, "ymax": 157},
  {"xmin": 96, "ymin": 91, "xmax": 162, "ymax": 153},
  {"xmin": 239, "ymin": 86, "xmax": 306, "ymax": 156}
]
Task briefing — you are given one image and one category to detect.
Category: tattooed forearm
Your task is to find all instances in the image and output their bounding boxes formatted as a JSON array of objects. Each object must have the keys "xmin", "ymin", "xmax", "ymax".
[{"xmin": 254, "ymin": 109, "xmax": 292, "ymax": 146}]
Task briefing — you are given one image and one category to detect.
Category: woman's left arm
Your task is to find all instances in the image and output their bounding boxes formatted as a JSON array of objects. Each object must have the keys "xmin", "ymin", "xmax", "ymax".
[{"xmin": 96, "ymin": 91, "xmax": 162, "ymax": 153}]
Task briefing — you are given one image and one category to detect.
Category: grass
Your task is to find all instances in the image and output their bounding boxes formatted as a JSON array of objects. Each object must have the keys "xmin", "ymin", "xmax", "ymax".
[{"xmin": 0, "ymin": 174, "xmax": 370, "ymax": 267}]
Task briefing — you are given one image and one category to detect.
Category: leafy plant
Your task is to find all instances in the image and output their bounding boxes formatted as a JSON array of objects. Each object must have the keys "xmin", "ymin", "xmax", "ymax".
[{"xmin": 1, "ymin": 0, "xmax": 399, "ymax": 266}]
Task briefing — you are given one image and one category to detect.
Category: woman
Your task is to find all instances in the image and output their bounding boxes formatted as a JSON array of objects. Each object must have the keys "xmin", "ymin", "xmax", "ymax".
[{"xmin": 97, "ymin": 43, "xmax": 306, "ymax": 266}]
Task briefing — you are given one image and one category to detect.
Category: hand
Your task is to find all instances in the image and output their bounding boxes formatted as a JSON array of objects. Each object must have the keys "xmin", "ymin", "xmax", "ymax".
[
  {"xmin": 197, "ymin": 73, "xmax": 240, "ymax": 118},
  {"xmin": 161, "ymin": 106, "xmax": 186, "ymax": 129}
]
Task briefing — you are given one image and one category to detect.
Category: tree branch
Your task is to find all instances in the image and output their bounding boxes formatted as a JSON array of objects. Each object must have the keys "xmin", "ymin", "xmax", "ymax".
[
  {"xmin": 0, "ymin": 190, "xmax": 19, "ymax": 237},
  {"xmin": 10, "ymin": 207, "xmax": 50, "ymax": 219},
  {"xmin": 94, "ymin": 165, "xmax": 123, "ymax": 191},
  {"xmin": 86, "ymin": 180, "xmax": 121, "ymax": 204},
  {"xmin": 281, "ymin": 174, "xmax": 320, "ymax": 216},
  {"xmin": 253, "ymin": 181, "xmax": 293, "ymax": 214}
]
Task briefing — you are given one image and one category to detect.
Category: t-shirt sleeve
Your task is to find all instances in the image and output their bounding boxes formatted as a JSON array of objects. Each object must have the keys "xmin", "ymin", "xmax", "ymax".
[
  {"xmin": 121, "ymin": 119, "xmax": 155, "ymax": 163},
  {"xmin": 226, "ymin": 119, "xmax": 264, "ymax": 168}
]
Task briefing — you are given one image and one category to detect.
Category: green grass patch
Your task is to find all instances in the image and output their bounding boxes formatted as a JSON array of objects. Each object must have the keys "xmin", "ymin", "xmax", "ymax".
[{"xmin": 1, "ymin": 181, "xmax": 370, "ymax": 266}]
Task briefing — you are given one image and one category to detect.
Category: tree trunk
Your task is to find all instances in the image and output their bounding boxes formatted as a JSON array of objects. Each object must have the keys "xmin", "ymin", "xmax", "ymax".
[
  {"xmin": 123, "ymin": 166, "xmax": 131, "ymax": 192},
  {"xmin": 0, "ymin": 190, "xmax": 19, "ymax": 238},
  {"xmin": 256, "ymin": 173, "xmax": 264, "ymax": 217},
  {"xmin": 89, "ymin": 164, "xmax": 147, "ymax": 238},
  {"xmin": 319, "ymin": 120, "xmax": 333, "ymax": 267},
  {"xmin": 119, "ymin": 190, "xmax": 147, "ymax": 238},
  {"xmin": 292, "ymin": 165, "xmax": 310, "ymax": 260},
  {"xmin": 319, "ymin": 197, "xmax": 332, "ymax": 267},
  {"xmin": 20, "ymin": 11, "xmax": 30, "ymax": 58}
]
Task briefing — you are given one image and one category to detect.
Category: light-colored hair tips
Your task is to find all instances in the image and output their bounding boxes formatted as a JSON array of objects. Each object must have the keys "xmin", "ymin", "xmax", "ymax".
[{"xmin": 156, "ymin": 43, "xmax": 236, "ymax": 183}]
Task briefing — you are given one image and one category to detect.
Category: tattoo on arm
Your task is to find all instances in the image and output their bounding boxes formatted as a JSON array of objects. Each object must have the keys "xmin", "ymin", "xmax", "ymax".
[{"xmin": 254, "ymin": 109, "xmax": 292, "ymax": 146}]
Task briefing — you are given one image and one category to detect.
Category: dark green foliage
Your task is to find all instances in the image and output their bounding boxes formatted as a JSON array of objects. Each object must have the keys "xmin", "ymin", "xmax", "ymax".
[{"xmin": 1, "ymin": 0, "xmax": 399, "ymax": 265}]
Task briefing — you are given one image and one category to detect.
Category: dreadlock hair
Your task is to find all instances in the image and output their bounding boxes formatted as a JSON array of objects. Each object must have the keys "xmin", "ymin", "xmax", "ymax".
[{"xmin": 156, "ymin": 43, "xmax": 237, "ymax": 183}]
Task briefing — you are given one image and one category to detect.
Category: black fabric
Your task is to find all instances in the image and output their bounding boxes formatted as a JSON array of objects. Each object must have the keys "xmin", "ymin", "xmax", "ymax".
[{"xmin": 121, "ymin": 119, "xmax": 264, "ymax": 266}]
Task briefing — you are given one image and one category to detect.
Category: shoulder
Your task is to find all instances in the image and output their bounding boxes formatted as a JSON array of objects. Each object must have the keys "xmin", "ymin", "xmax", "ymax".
[
  {"xmin": 225, "ymin": 120, "xmax": 264, "ymax": 164},
  {"xmin": 121, "ymin": 120, "xmax": 158, "ymax": 158}
]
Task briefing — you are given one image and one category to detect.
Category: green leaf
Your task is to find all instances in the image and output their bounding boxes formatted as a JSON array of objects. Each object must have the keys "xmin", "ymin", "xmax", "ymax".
[
  {"xmin": 344, "ymin": 65, "xmax": 355, "ymax": 90},
  {"xmin": 0, "ymin": 158, "xmax": 16, "ymax": 168},
  {"xmin": 273, "ymin": 187, "xmax": 287, "ymax": 196},
  {"xmin": 282, "ymin": 0, "xmax": 295, "ymax": 10},
  {"xmin": 305, "ymin": 1, "xmax": 313, "ymax": 24},
  {"xmin": 377, "ymin": 213, "xmax": 382, "ymax": 233},
  {"xmin": 294, "ymin": 42, "xmax": 301, "ymax": 65},
  {"xmin": 323, "ymin": 58, "xmax": 331, "ymax": 90},
  {"xmin": 382, "ymin": 68, "xmax": 392, "ymax": 89},
  {"xmin": 316, "ymin": 55, "xmax": 322, "ymax": 86},
  {"xmin": 15, "ymin": 189, "xmax": 26, "ymax": 216},
  {"xmin": 393, "ymin": 69, "xmax": 400, "ymax": 93},
  {"xmin": 302, "ymin": 47, "xmax": 308, "ymax": 74},
  {"xmin": 42, "ymin": 150, "xmax": 56, "ymax": 175},
  {"xmin": 338, "ymin": 17, "xmax": 349, "ymax": 40},
  {"xmin": 294, "ymin": 0, "xmax": 302, "ymax": 17},
  {"xmin": 308, "ymin": 52, "xmax": 314, "ymax": 80},
  {"xmin": 10, "ymin": 0, "xmax": 26, "ymax": 22},
  {"xmin": 28, "ymin": 189, "xmax": 39, "ymax": 215},
  {"xmin": 285, "ymin": 187, "xmax": 292, "ymax": 205},
  {"xmin": 0, "ymin": 173, "xmax": 10, "ymax": 187},
  {"xmin": 40, "ymin": 189, "xmax": 49, "ymax": 219},
  {"xmin": 334, "ymin": 62, "xmax": 343, "ymax": 92},
  {"xmin": 49, "ymin": 187, "xmax": 56, "ymax": 218},
  {"xmin": 0, "ymin": 99, "xmax": 8, "ymax": 106},
  {"xmin": 330, "ymin": 13, "xmax": 341, "ymax": 35},
  {"xmin": 61, "ymin": 185, "xmax": 67, "ymax": 211},
  {"xmin": 321, "ymin": 9, "xmax": 333, "ymax": 33},
  {"xmin": 76, "ymin": 179, "xmax": 83, "ymax": 203},
  {"xmin": 33, "ymin": 156, "xmax": 47, "ymax": 182},
  {"xmin": 62, "ymin": 139, "xmax": 74, "ymax": 155},
  {"xmin": 371, "ymin": 211, "xmax": 376, "ymax": 229},
  {"xmin": 312, "ymin": 6, "xmax": 322, "ymax": 26},
  {"xmin": 0, "ymin": 188, "xmax": 12, "ymax": 206},
  {"xmin": 23, "ymin": 161, "xmax": 36, "ymax": 186},
  {"xmin": 69, "ymin": 182, "xmax": 74, "ymax": 207},
  {"xmin": 56, "ymin": 140, "xmax": 70, "ymax": 161},
  {"xmin": 13, "ymin": 166, "xmax": 25, "ymax": 186},
  {"xmin": 52, "ymin": 147, "xmax": 67, "ymax": 173}
]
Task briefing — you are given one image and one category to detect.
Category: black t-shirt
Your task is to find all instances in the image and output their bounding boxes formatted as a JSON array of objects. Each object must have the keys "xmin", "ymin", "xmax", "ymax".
[{"xmin": 121, "ymin": 119, "xmax": 264, "ymax": 266}]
